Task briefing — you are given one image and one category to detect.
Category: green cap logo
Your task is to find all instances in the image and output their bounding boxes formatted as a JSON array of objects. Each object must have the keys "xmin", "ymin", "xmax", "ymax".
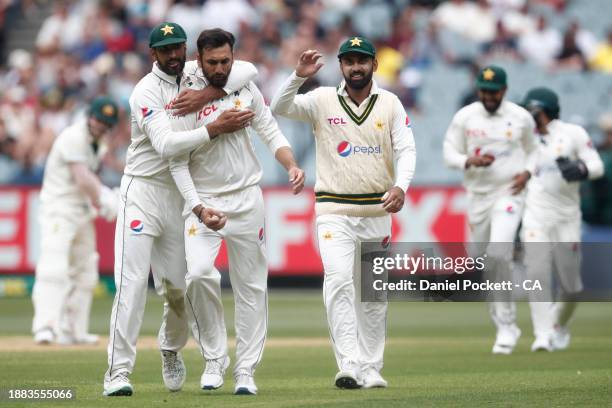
[
  {"xmin": 476, "ymin": 65, "xmax": 507, "ymax": 91},
  {"xmin": 160, "ymin": 24, "xmax": 175, "ymax": 36},
  {"xmin": 338, "ymin": 36, "xmax": 376, "ymax": 58},
  {"xmin": 89, "ymin": 96, "xmax": 119, "ymax": 126},
  {"xmin": 149, "ymin": 22, "xmax": 187, "ymax": 48}
]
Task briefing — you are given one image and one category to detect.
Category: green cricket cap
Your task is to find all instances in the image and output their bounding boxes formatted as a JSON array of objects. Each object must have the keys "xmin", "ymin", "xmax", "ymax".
[
  {"xmin": 149, "ymin": 22, "xmax": 187, "ymax": 48},
  {"xmin": 338, "ymin": 36, "xmax": 376, "ymax": 59},
  {"xmin": 89, "ymin": 96, "xmax": 119, "ymax": 126},
  {"xmin": 522, "ymin": 87, "xmax": 560, "ymax": 118},
  {"xmin": 475, "ymin": 65, "xmax": 507, "ymax": 91}
]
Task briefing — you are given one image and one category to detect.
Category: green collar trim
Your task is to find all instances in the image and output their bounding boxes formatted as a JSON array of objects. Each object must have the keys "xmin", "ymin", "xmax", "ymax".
[{"xmin": 337, "ymin": 94, "xmax": 378, "ymax": 125}]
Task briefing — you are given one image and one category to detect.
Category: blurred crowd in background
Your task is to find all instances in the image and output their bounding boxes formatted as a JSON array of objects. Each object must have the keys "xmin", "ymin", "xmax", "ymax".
[{"xmin": 0, "ymin": 0, "xmax": 611, "ymax": 224}]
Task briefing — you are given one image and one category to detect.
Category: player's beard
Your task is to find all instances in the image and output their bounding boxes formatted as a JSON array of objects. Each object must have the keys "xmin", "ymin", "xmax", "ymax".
[
  {"xmin": 344, "ymin": 70, "xmax": 373, "ymax": 90},
  {"xmin": 482, "ymin": 99, "xmax": 502, "ymax": 114},
  {"xmin": 205, "ymin": 69, "xmax": 231, "ymax": 88},
  {"xmin": 160, "ymin": 56, "xmax": 186, "ymax": 76}
]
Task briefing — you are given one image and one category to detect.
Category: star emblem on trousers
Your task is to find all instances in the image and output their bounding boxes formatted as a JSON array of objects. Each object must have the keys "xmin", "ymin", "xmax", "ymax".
[{"xmin": 187, "ymin": 224, "xmax": 197, "ymax": 237}]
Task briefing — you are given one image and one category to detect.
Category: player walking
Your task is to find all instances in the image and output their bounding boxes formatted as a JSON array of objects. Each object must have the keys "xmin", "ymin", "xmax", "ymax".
[
  {"xmin": 103, "ymin": 22, "xmax": 257, "ymax": 397},
  {"xmin": 443, "ymin": 65, "xmax": 537, "ymax": 355},
  {"xmin": 33, "ymin": 96, "xmax": 120, "ymax": 346},
  {"xmin": 271, "ymin": 37, "xmax": 416, "ymax": 389},
  {"xmin": 169, "ymin": 28, "xmax": 305, "ymax": 395},
  {"xmin": 520, "ymin": 87, "xmax": 603, "ymax": 351}
]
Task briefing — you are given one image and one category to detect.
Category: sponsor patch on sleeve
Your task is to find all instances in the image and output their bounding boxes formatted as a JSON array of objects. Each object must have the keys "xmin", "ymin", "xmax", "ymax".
[{"xmin": 141, "ymin": 107, "xmax": 154, "ymax": 120}]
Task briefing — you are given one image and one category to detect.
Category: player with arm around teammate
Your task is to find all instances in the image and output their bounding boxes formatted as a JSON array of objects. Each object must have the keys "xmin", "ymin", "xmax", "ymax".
[
  {"xmin": 103, "ymin": 22, "xmax": 257, "ymax": 397},
  {"xmin": 520, "ymin": 87, "xmax": 604, "ymax": 351},
  {"xmin": 271, "ymin": 37, "xmax": 416, "ymax": 389},
  {"xmin": 443, "ymin": 65, "xmax": 537, "ymax": 355},
  {"xmin": 32, "ymin": 96, "xmax": 120, "ymax": 346},
  {"xmin": 169, "ymin": 28, "xmax": 305, "ymax": 395}
]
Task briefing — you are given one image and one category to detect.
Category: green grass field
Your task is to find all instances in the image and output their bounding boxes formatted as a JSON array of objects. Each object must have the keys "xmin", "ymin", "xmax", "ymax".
[{"xmin": 0, "ymin": 290, "xmax": 610, "ymax": 407}]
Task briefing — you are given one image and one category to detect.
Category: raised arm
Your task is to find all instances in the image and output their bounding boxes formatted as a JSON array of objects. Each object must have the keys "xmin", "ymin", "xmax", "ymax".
[
  {"xmin": 225, "ymin": 60, "xmax": 258, "ymax": 94},
  {"xmin": 270, "ymin": 50, "xmax": 322, "ymax": 123},
  {"xmin": 249, "ymin": 82, "xmax": 305, "ymax": 194},
  {"xmin": 133, "ymin": 87, "xmax": 253, "ymax": 159},
  {"xmin": 172, "ymin": 60, "xmax": 258, "ymax": 116}
]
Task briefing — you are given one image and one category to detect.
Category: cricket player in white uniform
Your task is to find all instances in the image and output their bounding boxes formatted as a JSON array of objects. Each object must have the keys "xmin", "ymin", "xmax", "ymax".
[
  {"xmin": 443, "ymin": 65, "xmax": 537, "ymax": 354},
  {"xmin": 271, "ymin": 37, "xmax": 416, "ymax": 389},
  {"xmin": 33, "ymin": 96, "xmax": 120, "ymax": 346},
  {"xmin": 103, "ymin": 22, "xmax": 258, "ymax": 397},
  {"xmin": 520, "ymin": 87, "xmax": 603, "ymax": 351},
  {"xmin": 169, "ymin": 28, "xmax": 305, "ymax": 396}
]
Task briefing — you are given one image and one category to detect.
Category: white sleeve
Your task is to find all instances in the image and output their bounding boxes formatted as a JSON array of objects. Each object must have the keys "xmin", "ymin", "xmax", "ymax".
[
  {"xmin": 521, "ymin": 113, "xmax": 538, "ymax": 174},
  {"xmin": 575, "ymin": 127, "xmax": 604, "ymax": 179},
  {"xmin": 132, "ymin": 86, "xmax": 211, "ymax": 159},
  {"xmin": 270, "ymin": 71, "xmax": 318, "ymax": 123},
  {"xmin": 58, "ymin": 130, "xmax": 88, "ymax": 164},
  {"xmin": 443, "ymin": 111, "xmax": 468, "ymax": 170},
  {"xmin": 223, "ymin": 60, "xmax": 258, "ymax": 94},
  {"xmin": 248, "ymin": 82, "xmax": 291, "ymax": 154},
  {"xmin": 169, "ymin": 153, "xmax": 201, "ymax": 212},
  {"xmin": 390, "ymin": 97, "xmax": 416, "ymax": 192}
]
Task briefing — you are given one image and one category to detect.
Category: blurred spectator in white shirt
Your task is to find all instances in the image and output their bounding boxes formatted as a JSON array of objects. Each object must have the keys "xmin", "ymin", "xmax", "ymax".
[
  {"xmin": 166, "ymin": 0, "xmax": 204, "ymax": 56},
  {"xmin": 502, "ymin": 3, "xmax": 536, "ymax": 36},
  {"xmin": 518, "ymin": 15, "xmax": 561, "ymax": 67},
  {"xmin": 36, "ymin": 1, "xmax": 91, "ymax": 53},
  {"xmin": 200, "ymin": 0, "xmax": 257, "ymax": 38},
  {"xmin": 487, "ymin": 0, "xmax": 527, "ymax": 16},
  {"xmin": 433, "ymin": 0, "xmax": 496, "ymax": 44}
]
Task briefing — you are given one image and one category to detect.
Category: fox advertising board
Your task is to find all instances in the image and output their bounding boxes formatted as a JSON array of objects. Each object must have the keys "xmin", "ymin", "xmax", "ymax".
[{"xmin": 0, "ymin": 186, "xmax": 468, "ymax": 276}]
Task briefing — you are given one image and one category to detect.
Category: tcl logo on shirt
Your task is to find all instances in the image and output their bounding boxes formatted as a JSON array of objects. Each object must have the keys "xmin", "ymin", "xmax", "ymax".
[
  {"xmin": 327, "ymin": 117, "xmax": 348, "ymax": 125},
  {"xmin": 466, "ymin": 128, "xmax": 487, "ymax": 138},
  {"xmin": 198, "ymin": 105, "xmax": 218, "ymax": 120}
]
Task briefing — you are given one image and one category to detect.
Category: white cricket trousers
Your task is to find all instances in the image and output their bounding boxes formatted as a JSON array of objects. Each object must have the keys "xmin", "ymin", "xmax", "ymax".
[
  {"xmin": 104, "ymin": 176, "xmax": 193, "ymax": 384},
  {"xmin": 521, "ymin": 209, "xmax": 582, "ymax": 338},
  {"xmin": 32, "ymin": 208, "xmax": 98, "ymax": 339},
  {"xmin": 184, "ymin": 184, "xmax": 267, "ymax": 376},
  {"xmin": 468, "ymin": 194, "xmax": 524, "ymax": 331},
  {"xmin": 316, "ymin": 213, "xmax": 391, "ymax": 373}
]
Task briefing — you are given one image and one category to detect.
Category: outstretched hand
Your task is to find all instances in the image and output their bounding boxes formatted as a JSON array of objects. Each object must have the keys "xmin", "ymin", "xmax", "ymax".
[{"xmin": 296, "ymin": 50, "xmax": 324, "ymax": 78}]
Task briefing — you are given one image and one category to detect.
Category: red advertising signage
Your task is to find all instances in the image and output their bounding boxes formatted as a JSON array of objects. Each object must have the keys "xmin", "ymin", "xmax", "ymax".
[{"xmin": 0, "ymin": 186, "xmax": 467, "ymax": 276}]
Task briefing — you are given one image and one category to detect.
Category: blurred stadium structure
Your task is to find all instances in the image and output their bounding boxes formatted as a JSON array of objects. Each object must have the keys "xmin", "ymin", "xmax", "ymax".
[
  {"xmin": 1, "ymin": 0, "xmax": 611, "ymax": 186},
  {"xmin": 1, "ymin": 0, "xmax": 612, "ymax": 279}
]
